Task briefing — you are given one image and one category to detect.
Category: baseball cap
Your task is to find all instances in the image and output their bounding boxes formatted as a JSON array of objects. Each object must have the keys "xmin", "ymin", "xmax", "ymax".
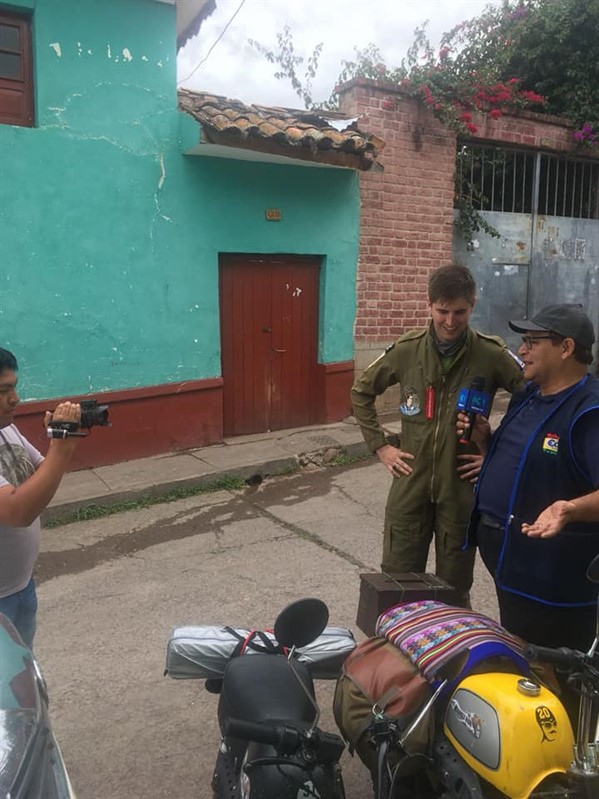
[{"xmin": 509, "ymin": 304, "xmax": 595, "ymax": 349}]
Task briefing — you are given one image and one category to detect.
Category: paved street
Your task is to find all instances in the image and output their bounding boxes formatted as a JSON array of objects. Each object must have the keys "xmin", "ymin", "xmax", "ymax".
[{"xmin": 35, "ymin": 460, "xmax": 498, "ymax": 799}]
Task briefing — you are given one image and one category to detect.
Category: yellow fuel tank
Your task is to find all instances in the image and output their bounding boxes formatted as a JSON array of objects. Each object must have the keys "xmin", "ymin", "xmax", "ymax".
[{"xmin": 444, "ymin": 672, "xmax": 574, "ymax": 799}]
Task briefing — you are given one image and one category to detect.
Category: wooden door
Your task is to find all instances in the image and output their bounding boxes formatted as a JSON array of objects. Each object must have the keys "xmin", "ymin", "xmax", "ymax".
[{"xmin": 220, "ymin": 255, "xmax": 320, "ymax": 436}]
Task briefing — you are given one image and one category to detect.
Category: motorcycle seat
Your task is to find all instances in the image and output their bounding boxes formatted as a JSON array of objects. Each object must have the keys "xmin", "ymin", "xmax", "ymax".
[{"xmin": 218, "ymin": 654, "xmax": 316, "ymax": 728}]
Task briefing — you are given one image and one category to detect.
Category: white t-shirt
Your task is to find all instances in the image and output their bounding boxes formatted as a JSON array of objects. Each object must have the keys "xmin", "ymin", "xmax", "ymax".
[{"xmin": 0, "ymin": 425, "xmax": 44, "ymax": 598}]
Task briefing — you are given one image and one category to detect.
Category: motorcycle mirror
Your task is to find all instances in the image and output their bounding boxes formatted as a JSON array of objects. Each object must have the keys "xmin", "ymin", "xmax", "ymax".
[
  {"xmin": 274, "ymin": 598, "xmax": 329, "ymax": 649},
  {"xmin": 586, "ymin": 554, "xmax": 599, "ymax": 584}
]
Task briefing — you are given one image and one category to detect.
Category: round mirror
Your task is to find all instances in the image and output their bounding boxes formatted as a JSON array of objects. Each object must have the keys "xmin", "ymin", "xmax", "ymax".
[
  {"xmin": 586, "ymin": 554, "xmax": 599, "ymax": 584},
  {"xmin": 274, "ymin": 598, "xmax": 329, "ymax": 649}
]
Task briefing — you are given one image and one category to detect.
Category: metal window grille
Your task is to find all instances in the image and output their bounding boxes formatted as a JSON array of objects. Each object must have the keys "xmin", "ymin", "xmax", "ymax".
[{"xmin": 456, "ymin": 144, "xmax": 599, "ymax": 220}]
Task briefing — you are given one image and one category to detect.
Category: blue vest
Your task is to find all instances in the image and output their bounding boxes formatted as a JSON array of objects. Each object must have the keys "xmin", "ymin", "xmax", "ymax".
[{"xmin": 473, "ymin": 375, "xmax": 599, "ymax": 606}]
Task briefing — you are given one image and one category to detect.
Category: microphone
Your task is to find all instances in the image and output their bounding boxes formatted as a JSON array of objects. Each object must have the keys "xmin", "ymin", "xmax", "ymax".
[{"xmin": 458, "ymin": 376, "xmax": 487, "ymax": 444}]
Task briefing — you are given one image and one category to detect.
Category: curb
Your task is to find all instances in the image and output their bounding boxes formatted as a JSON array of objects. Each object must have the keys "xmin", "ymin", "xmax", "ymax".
[{"xmin": 42, "ymin": 442, "xmax": 372, "ymax": 525}]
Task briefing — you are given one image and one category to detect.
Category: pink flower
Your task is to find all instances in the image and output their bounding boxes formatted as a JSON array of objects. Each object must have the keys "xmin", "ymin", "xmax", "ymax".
[
  {"xmin": 573, "ymin": 124, "xmax": 597, "ymax": 145},
  {"xmin": 420, "ymin": 85, "xmax": 435, "ymax": 106},
  {"xmin": 520, "ymin": 90, "xmax": 545, "ymax": 104}
]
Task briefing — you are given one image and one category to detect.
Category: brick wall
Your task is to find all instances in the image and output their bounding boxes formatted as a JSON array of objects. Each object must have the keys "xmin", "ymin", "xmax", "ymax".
[
  {"xmin": 339, "ymin": 79, "xmax": 457, "ymax": 411},
  {"xmin": 338, "ymin": 78, "xmax": 596, "ymax": 413},
  {"xmin": 468, "ymin": 108, "xmax": 583, "ymax": 153}
]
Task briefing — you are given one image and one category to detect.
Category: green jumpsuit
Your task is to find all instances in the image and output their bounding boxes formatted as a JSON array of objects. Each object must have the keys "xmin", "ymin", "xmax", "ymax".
[{"xmin": 351, "ymin": 326, "xmax": 524, "ymax": 602}]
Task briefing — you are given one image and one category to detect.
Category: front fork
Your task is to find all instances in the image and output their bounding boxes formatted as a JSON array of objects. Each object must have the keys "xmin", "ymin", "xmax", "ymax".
[{"xmin": 214, "ymin": 737, "xmax": 346, "ymax": 799}]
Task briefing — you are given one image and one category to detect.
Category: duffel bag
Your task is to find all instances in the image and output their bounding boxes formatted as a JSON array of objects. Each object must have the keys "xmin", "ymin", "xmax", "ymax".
[{"xmin": 333, "ymin": 636, "xmax": 432, "ymax": 773}]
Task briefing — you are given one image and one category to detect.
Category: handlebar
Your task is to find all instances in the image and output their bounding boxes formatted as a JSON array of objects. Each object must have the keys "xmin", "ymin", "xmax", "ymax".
[
  {"xmin": 524, "ymin": 644, "xmax": 587, "ymax": 672},
  {"xmin": 223, "ymin": 717, "xmax": 346, "ymax": 763},
  {"xmin": 524, "ymin": 644, "xmax": 599, "ymax": 695},
  {"xmin": 223, "ymin": 718, "xmax": 301, "ymax": 753}
]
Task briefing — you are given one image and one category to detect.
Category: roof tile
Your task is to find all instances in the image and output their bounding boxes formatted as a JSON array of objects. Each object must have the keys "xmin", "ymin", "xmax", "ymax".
[{"xmin": 178, "ymin": 89, "xmax": 384, "ymax": 171}]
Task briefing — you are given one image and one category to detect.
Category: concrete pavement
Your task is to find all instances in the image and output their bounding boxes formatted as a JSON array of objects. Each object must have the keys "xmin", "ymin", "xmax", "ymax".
[
  {"xmin": 45, "ymin": 417, "xmax": 387, "ymax": 522},
  {"xmin": 47, "ymin": 392, "xmax": 511, "ymax": 523},
  {"xmin": 35, "ymin": 447, "xmax": 503, "ymax": 799},
  {"xmin": 35, "ymin": 396, "xmax": 512, "ymax": 798}
]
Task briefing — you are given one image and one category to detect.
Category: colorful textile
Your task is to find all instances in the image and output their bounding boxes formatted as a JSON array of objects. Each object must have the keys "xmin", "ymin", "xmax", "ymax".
[{"xmin": 376, "ymin": 600, "xmax": 526, "ymax": 682}]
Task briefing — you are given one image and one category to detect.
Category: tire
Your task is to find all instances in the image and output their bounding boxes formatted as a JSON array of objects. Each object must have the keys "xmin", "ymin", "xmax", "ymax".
[{"xmin": 211, "ymin": 748, "xmax": 242, "ymax": 799}]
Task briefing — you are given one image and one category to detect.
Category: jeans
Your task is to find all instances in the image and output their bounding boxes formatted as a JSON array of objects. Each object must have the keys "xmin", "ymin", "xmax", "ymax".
[{"xmin": 0, "ymin": 577, "xmax": 37, "ymax": 649}]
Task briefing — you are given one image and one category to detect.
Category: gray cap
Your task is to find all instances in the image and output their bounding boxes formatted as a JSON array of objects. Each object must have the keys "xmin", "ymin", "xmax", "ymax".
[{"xmin": 509, "ymin": 304, "xmax": 595, "ymax": 349}]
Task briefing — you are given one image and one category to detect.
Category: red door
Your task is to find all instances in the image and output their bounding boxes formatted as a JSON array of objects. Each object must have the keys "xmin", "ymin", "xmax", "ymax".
[{"xmin": 220, "ymin": 255, "xmax": 321, "ymax": 436}]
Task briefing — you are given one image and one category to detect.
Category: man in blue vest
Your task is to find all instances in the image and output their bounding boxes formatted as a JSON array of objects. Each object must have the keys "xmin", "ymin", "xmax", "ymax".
[{"xmin": 459, "ymin": 304, "xmax": 599, "ymax": 652}]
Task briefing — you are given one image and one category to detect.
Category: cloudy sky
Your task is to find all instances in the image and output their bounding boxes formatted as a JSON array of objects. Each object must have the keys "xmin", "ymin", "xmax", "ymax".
[{"xmin": 177, "ymin": 0, "xmax": 500, "ymax": 108}]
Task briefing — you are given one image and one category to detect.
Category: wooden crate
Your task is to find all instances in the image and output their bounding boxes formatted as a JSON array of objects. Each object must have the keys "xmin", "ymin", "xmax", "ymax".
[{"xmin": 356, "ymin": 572, "xmax": 457, "ymax": 636}]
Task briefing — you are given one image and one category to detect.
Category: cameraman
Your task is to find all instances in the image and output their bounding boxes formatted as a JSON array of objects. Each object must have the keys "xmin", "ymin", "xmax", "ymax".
[{"xmin": 0, "ymin": 347, "xmax": 81, "ymax": 648}]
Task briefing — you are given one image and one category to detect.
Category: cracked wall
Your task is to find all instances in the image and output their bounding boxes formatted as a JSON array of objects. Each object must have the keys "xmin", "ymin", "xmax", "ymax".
[{"xmin": 0, "ymin": 0, "xmax": 360, "ymax": 401}]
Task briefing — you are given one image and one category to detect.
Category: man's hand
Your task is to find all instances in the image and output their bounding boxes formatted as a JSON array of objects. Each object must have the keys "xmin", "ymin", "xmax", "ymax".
[
  {"xmin": 521, "ymin": 501, "xmax": 576, "ymax": 538},
  {"xmin": 457, "ymin": 453, "xmax": 483, "ymax": 483},
  {"xmin": 456, "ymin": 411, "xmax": 491, "ymax": 454},
  {"xmin": 376, "ymin": 443, "xmax": 415, "ymax": 477},
  {"xmin": 44, "ymin": 401, "xmax": 81, "ymax": 431}
]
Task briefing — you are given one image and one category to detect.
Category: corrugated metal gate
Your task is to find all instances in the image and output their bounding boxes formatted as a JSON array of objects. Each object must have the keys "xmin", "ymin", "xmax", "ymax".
[{"xmin": 453, "ymin": 145, "xmax": 599, "ymax": 357}]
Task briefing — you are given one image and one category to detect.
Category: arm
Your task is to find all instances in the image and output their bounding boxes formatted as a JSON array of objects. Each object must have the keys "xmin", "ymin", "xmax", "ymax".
[
  {"xmin": 351, "ymin": 344, "xmax": 415, "ymax": 477},
  {"xmin": 0, "ymin": 402, "xmax": 80, "ymax": 527},
  {"xmin": 455, "ymin": 413, "xmax": 492, "ymax": 483},
  {"xmin": 351, "ymin": 355, "xmax": 396, "ymax": 454}
]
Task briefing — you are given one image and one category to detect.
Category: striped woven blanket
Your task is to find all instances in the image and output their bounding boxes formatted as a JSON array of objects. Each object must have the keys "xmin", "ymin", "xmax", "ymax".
[{"xmin": 375, "ymin": 600, "xmax": 526, "ymax": 682}]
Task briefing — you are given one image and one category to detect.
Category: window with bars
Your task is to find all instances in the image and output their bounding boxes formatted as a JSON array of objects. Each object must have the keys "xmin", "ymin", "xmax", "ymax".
[
  {"xmin": 456, "ymin": 144, "xmax": 599, "ymax": 221},
  {"xmin": 0, "ymin": 10, "xmax": 34, "ymax": 127}
]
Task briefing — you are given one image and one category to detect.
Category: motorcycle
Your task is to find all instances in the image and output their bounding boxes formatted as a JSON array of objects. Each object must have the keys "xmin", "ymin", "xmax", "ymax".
[
  {"xmin": 165, "ymin": 597, "xmax": 356, "ymax": 798},
  {"xmin": 337, "ymin": 555, "xmax": 599, "ymax": 799}
]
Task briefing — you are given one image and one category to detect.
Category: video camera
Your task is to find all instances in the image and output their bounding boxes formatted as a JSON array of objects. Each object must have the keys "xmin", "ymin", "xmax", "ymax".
[{"xmin": 47, "ymin": 399, "xmax": 110, "ymax": 439}]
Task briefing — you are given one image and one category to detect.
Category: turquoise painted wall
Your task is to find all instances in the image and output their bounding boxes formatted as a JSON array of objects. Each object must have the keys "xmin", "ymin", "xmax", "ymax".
[{"xmin": 0, "ymin": 0, "xmax": 360, "ymax": 400}]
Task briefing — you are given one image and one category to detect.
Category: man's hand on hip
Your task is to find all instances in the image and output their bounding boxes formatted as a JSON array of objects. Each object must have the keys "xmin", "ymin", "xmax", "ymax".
[
  {"xmin": 376, "ymin": 443, "xmax": 414, "ymax": 477},
  {"xmin": 457, "ymin": 453, "xmax": 483, "ymax": 483}
]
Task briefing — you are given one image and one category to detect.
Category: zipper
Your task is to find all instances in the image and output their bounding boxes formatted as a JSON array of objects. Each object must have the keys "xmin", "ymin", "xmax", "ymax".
[{"xmin": 429, "ymin": 374, "xmax": 446, "ymax": 501}]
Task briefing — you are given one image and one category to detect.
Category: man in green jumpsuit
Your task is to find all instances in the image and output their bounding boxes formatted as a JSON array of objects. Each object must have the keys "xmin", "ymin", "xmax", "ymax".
[{"xmin": 351, "ymin": 265, "xmax": 524, "ymax": 605}]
